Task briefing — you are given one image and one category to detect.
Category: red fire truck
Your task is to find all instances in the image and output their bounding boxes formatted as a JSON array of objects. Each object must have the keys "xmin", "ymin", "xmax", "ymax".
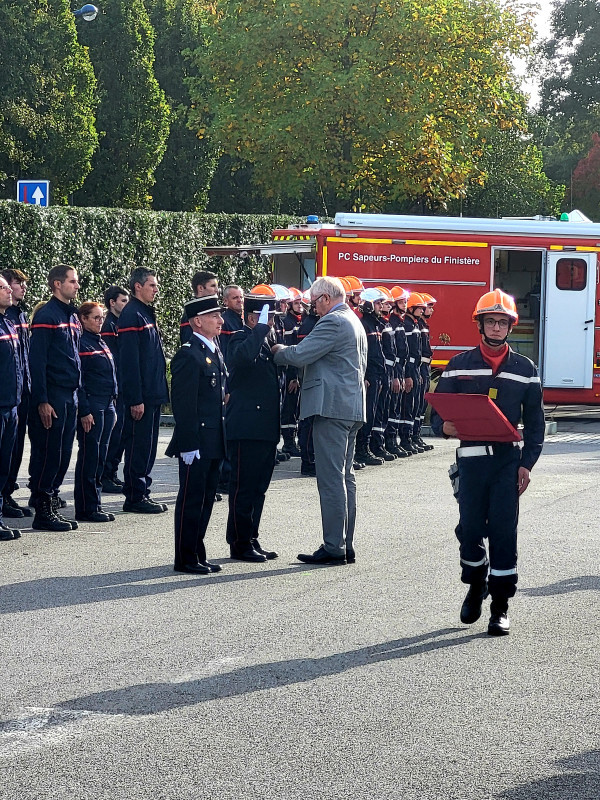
[{"xmin": 205, "ymin": 211, "xmax": 600, "ymax": 405}]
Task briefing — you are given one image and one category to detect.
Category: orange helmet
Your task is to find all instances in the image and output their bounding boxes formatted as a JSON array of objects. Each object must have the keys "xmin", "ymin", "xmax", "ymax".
[
  {"xmin": 288, "ymin": 287, "xmax": 302, "ymax": 301},
  {"xmin": 345, "ymin": 275, "xmax": 365, "ymax": 293},
  {"xmin": 421, "ymin": 293, "xmax": 437, "ymax": 305},
  {"xmin": 339, "ymin": 277, "xmax": 352, "ymax": 294},
  {"xmin": 374, "ymin": 286, "xmax": 393, "ymax": 301},
  {"xmin": 407, "ymin": 292, "xmax": 427, "ymax": 309},
  {"xmin": 390, "ymin": 286, "xmax": 410, "ymax": 302},
  {"xmin": 472, "ymin": 289, "xmax": 518, "ymax": 324},
  {"xmin": 250, "ymin": 284, "xmax": 277, "ymax": 297}
]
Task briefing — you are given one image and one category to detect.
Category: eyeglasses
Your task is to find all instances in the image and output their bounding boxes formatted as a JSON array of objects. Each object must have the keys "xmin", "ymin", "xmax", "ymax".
[
  {"xmin": 312, "ymin": 293, "xmax": 329, "ymax": 304},
  {"xmin": 483, "ymin": 318, "xmax": 510, "ymax": 330},
  {"xmin": 89, "ymin": 314, "xmax": 105, "ymax": 321}
]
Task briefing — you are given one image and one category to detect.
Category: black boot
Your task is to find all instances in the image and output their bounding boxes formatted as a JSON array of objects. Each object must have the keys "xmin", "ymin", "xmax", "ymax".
[
  {"xmin": 371, "ymin": 446, "xmax": 396, "ymax": 462},
  {"xmin": 32, "ymin": 494, "xmax": 73, "ymax": 532},
  {"xmin": 386, "ymin": 437, "xmax": 407, "ymax": 458},
  {"xmin": 460, "ymin": 581, "xmax": 489, "ymax": 624},
  {"xmin": 356, "ymin": 446, "xmax": 384, "ymax": 466},
  {"xmin": 411, "ymin": 437, "xmax": 425, "ymax": 453},
  {"xmin": 282, "ymin": 438, "xmax": 301, "ymax": 457},
  {"xmin": 416, "ymin": 436, "xmax": 434, "ymax": 452},
  {"xmin": 51, "ymin": 495, "xmax": 78, "ymax": 530},
  {"xmin": 488, "ymin": 599, "xmax": 510, "ymax": 636},
  {"xmin": 3, "ymin": 495, "xmax": 33, "ymax": 518},
  {"xmin": 399, "ymin": 439, "xmax": 416, "ymax": 455}
]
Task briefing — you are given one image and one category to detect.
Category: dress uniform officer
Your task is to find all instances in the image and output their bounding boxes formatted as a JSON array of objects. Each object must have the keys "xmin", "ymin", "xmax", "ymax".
[
  {"xmin": 74, "ymin": 303, "xmax": 118, "ymax": 523},
  {"xmin": 297, "ymin": 292, "xmax": 319, "ymax": 476},
  {"xmin": 385, "ymin": 286, "xmax": 410, "ymax": 458},
  {"xmin": 225, "ymin": 287, "xmax": 280, "ymax": 563},
  {"xmin": 280, "ymin": 288, "xmax": 305, "ymax": 457},
  {"xmin": 399, "ymin": 292, "xmax": 425, "ymax": 455},
  {"xmin": 1, "ymin": 269, "xmax": 33, "ymax": 518},
  {"xmin": 166, "ymin": 296, "xmax": 227, "ymax": 574},
  {"xmin": 100, "ymin": 285, "xmax": 129, "ymax": 493},
  {"xmin": 355, "ymin": 288, "xmax": 388, "ymax": 466},
  {"xmin": 118, "ymin": 267, "xmax": 169, "ymax": 514},
  {"xmin": 0, "ymin": 276, "xmax": 23, "ymax": 541},
  {"xmin": 431, "ymin": 289, "xmax": 545, "ymax": 636},
  {"xmin": 28, "ymin": 264, "xmax": 81, "ymax": 532},
  {"xmin": 179, "ymin": 270, "xmax": 219, "ymax": 345}
]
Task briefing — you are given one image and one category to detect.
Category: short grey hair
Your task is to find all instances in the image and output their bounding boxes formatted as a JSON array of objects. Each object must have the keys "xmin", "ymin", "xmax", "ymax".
[
  {"xmin": 223, "ymin": 284, "xmax": 243, "ymax": 300},
  {"xmin": 310, "ymin": 277, "xmax": 345, "ymax": 301}
]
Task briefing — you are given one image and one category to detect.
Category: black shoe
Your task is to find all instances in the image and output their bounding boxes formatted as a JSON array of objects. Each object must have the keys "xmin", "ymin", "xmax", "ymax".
[
  {"xmin": 199, "ymin": 560, "xmax": 222, "ymax": 573},
  {"xmin": 346, "ymin": 548, "xmax": 356, "ymax": 564},
  {"xmin": 410, "ymin": 439, "xmax": 425, "ymax": 453},
  {"xmin": 399, "ymin": 440, "xmax": 414, "ymax": 456},
  {"xmin": 297, "ymin": 545, "xmax": 346, "ymax": 565},
  {"xmin": 230, "ymin": 546, "xmax": 267, "ymax": 563},
  {"xmin": 363, "ymin": 448, "xmax": 385, "ymax": 466},
  {"xmin": 3, "ymin": 495, "xmax": 33, "ymax": 518},
  {"xmin": 98, "ymin": 508, "xmax": 116, "ymax": 521},
  {"xmin": 460, "ymin": 582, "xmax": 489, "ymax": 624},
  {"xmin": 146, "ymin": 498, "xmax": 168, "ymax": 512},
  {"xmin": 282, "ymin": 443, "xmax": 302, "ymax": 458},
  {"xmin": 75, "ymin": 511, "xmax": 115, "ymax": 523},
  {"xmin": 215, "ymin": 493, "xmax": 223, "ymax": 502},
  {"xmin": 372, "ymin": 447, "xmax": 396, "ymax": 462},
  {"xmin": 123, "ymin": 499, "xmax": 167, "ymax": 514},
  {"xmin": 300, "ymin": 463, "xmax": 317, "ymax": 477},
  {"xmin": 417, "ymin": 437, "xmax": 434, "ymax": 451},
  {"xmin": 353, "ymin": 461, "xmax": 365, "ymax": 470},
  {"xmin": 174, "ymin": 561, "xmax": 211, "ymax": 575},
  {"xmin": 57, "ymin": 496, "xmax": 67, "ymax": 509},
  {"xmin": 488, "ymin": 611, "xmax": 510, "ymax": 636},
  {"xmin": 50, "ymin": 496, "xmax": 78, "ymax": 529},
  {"xmin": 385, "ymin": 440, "xmax": 406, "ymax": 458},
  {"xmin": 0, "ymin": 523, "xmax": 18, "ymax": 541},
  {"xmin": 101, "ymin": 478, "xmax": 124, "ymax": 494},
  {"xmin": 277, "ymin": 450, "xmax": 290, "ymax": 462},
  {"xmin": 252, "ymin": 539, "xmax": 278, "ymax": 560},
  {"xmin": 32, "ymin": 495, "xmax": 73, "ymax": 532}
]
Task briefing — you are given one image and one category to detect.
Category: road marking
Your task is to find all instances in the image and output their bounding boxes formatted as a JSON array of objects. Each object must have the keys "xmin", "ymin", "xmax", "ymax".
[{"xmin": 546, "ymin": 433, "xmax": 600, "ymax": 444}]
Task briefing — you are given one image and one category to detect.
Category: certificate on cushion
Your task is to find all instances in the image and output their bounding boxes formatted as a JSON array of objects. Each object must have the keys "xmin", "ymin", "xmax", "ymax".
[{"xmin": 425, "ymin": 392, "xmax": 522, "ymax": 443}]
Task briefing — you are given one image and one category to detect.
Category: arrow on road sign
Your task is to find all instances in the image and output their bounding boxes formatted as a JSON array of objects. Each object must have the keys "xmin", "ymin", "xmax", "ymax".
[{"xmin": 32, "ymin": 187, "xmax": 44, "ymax": 205}]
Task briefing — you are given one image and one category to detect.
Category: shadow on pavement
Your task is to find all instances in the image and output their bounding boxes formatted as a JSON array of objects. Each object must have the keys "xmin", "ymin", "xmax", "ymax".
[
  {"xmin": 47, "ymin": 627, "xmax": 481, "ymax": 716},
  {"xmin": 522, "ymin": 575, "xmax": 600, "ymax": 596},
  {"xmin": 495, "ymin": 749, "xmax": 600, "ymax": 800}
]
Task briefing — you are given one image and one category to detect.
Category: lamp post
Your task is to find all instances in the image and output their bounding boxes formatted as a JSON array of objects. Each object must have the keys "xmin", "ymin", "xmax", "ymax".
[{"xmin": 73, "ymin": 4, "xmax": 99, "ymax": 21}]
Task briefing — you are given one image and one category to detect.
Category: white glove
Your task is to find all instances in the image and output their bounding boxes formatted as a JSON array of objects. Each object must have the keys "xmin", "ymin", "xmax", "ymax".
[
  {"xmin": 258, "ymin": 303, "xmax": 270, "ymax": 325},
  {"xmin": 181, "ymin": 450, "xmax": 200, "ymax": 465}
]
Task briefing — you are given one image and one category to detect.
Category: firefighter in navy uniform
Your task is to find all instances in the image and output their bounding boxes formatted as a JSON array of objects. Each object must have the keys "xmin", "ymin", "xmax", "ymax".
[
  {"xmin": 179, "ymin": 270, "xmax": 219, "ymax": 345},
  {"xmin": 374, "ymin": 286, "xmax": 399, "ymax": 461},
  {"xmin": 280, "ymin": 287, "xmax": 305, "ymax": 457},
  {"xmin": 74, "ymin": 302, "xmax": 118, "ymax": 523},
  {"xmin": 385, "ymin": 286, "xmax": 410, "ymax": 458},
  {"xmin": 1, "ymin": 269, "xmax": 33, "ymax": 518},
  {"xmin": 218, "ymin": 284, "xmax": 244, "ymax": 363},
  {"xmin": 118, "ymin": 267, "xmax": 169, "ymax": 514},
  {"xmin": 100, "ymin": 285, "xmax": 129, "ymax": 493},
  {"xmin": 28, "ymin": 264, "xmax": 81, "ymax": 532},
  {"xmin": 431, "ymin": 290, "xmax": 545, "ymax": 636},
  {"xmin": 414, "ymin": 292, "xmax": 435, "ymax": 451},
  {"xmin": 0, "ymin": 276, "xmax": 23, "ymax": 541},
  {"xmin": 297, "ymin": 290, "xmax": 319, "ymax": 476},
  {"xmin": 225, "ymin": 287, "xmax": 280, "ymax": 563},
  {"xmin": 166, "ymin": 296, "xmax": 227, "ymax": 574},
  {"xmin": 399, "ymin": 292, "xmax": 425, "ymax": 454},
  {"xmin": 355, "ymin": 288, "xmax": 388, "ymax": 466}
]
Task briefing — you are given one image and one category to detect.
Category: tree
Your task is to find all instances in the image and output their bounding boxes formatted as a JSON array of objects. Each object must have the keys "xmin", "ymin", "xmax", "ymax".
[
  {"xmin": 569, "ymin": 132, "xmax": 600, "ymax": 220},
  {"xmin": 74, "ymin": 0, "xmax": 170, "ymax": 208},
  {"xmin": 147, "ymin": 0, "xmax": 218, "ymax": 212},
  {"xmin": 0, "ymin": 0, "xmax": 98, "ymax": 204},
  {"xmin": 190, "ymin": 0, "xmax": 535, "ymax": 212}
]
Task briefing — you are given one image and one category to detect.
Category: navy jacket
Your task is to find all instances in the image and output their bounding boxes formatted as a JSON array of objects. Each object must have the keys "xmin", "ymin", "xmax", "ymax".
[
  {"xmin": 297, "ymin": 311, "xmax": 318, "ymax": 341},
  {"xmin": 101, "ymin": 311, "xmax": 122, "ymax": 379},
  {"xmin": 29, "ymin": 296, "xmax": 81, "ymax": 405},
  {"xmin": 77, "ymin": 330, "xmax": 118, "ymax": 417},
  {"xmin": 0, "ymin": 313, "xmax": 22, "ymax": 409},
  {"xmin": 5, "ymin": 303, "xmax": 30, "ymax": 393},
  {"xmin": 166, "ymin": 335, "xmax": 227, "ymax": 459},
  {"xmin": 218, "ymin": 308, "xmax": 244, "ymax": 364},
  {"xmin": 403, "ymin": 314, "xmax": 422, "ymax": 381},
  {"xmin": 389, "ymin": 311, "xmax": 408, "ymax": 381},
  {"xmin": 431, "ymin": 345, "xmax": 545, "ymax": 471},
  {"xmin": 117, "ymin": 296, "xmax": 168, "ymax": 407},
  {"xmin": 419, "ymin": 316, "xmax": 433, "ymax": 368},
  {"xmin": 360, "ymin": 311, "xmax": 386, "ymax": 380},
  {"xmin": 225, "ymin": 323, "xmax": 280, "ymax": 442}
]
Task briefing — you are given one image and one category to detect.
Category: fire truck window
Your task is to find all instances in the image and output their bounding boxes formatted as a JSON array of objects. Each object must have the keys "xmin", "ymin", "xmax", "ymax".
[{"xmin": 555, "ymin": 258, "xmax": 587, "ymax": 291}]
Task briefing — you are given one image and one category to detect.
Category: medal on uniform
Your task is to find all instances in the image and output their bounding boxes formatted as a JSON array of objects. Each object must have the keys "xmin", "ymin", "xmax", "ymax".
[{"xmin": 488, "ymin": 388, "xmax": 498, "ymax": 399}]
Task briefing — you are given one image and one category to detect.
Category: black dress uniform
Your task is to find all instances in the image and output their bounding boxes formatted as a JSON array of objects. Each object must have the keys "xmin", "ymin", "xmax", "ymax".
[
  {"xmin": 74, "ymin": 330, "xmax": 118, "ymax": 520},
  {"xmin": 280, "ymin": 307, "xmax": 304, "ymax": 453},
  {"xmin": 375, "ymin": 313, "xmax": 397, "ymax": 459},
  {"xmin": 226, "ymin": 310, "xmax": 280, "ymax": 559},
  {"xmin": 118, "ymin": 295, "xmax": 169, "ymax": 508},
  {"xmin": 101, "ymin": 310, "xmax": 125, "ymax": 486},
  {"xmin": 356, "ymin": 307, "xmax": 386, "ymax": 459},
  {"xmin": 166, "ymin": 312, "xmax": 227, "ymax": 573},
  {"xmin": 297, "ymin": 308, "xmax": 318, "ymax": 472},
  {"xmin": 0, "ymin": 312, "xmax": 23, "ymax": 539},
  {"xmin": 399, "ymin": 313, "xmax": 422, "ymax": 452},
  {"xmin": 218, "ymin": 307, "xmax": 244, "ymax": 364},
  {"xmin": 28, "ymin": 296, "xmax": 81, "ymax": 508},
  {"xmin": 415, "ymin": 315, "xmax": 434, "ymax": 450},
  {"xmin": 3, "ymin": 301, "xmax": 31, "ymax": 515},
  {"xmin": 386, "ymin": 310, "xmax": 409, "ymax": 456},
  {"xmin": 431, "ymin": 345, "xmax": 545, "ymax": 604}
]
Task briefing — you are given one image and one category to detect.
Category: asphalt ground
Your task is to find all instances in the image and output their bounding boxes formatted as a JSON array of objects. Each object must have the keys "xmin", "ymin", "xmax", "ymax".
[{"xmin": 0, "ymin": 424, "xmax": 598, "ymax": 799}]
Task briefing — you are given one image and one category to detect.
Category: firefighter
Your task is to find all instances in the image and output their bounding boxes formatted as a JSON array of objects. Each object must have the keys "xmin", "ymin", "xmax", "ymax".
[
  {"xmin": 374, "ymin": 286, "xmax": 399, "ymax": 460},
  {"xmin": 180, "ymin": 270, "xmax": 219, "ymax": 345},
  {"xmin": 431, "ymin": 289, "xmax": 545, "ymax": 636},
  {"xmin": 280, "ymin": 287, "xmax": 305, "ymax": 456},
  {"xmin": 355, "ymin": 287, "xmax": 388, "ymax": 466},
  {"xmin": 1, "ymin": 269, "xmax": 33, "ymax": 519},
  {"xmin": 344, "ymin": 276, "xmax": 365, "ymax": 316},
  {"xmin": 399, "ymin": 292, "xmax": 426, "ymax": 455},
  {"xmin": 218, "ymin": 284, "xmax": 244, "ymax": 363},
  {"xmin": 414, "ymin": 292, "xmax": 435, "ymax": 452},
  {"xmin": 386, "ymin": 286, "xmax": 410, "ymax": 458},
  {"xmin": 297, "ymin": 290, "xmax": 319, "ymax": 476}
]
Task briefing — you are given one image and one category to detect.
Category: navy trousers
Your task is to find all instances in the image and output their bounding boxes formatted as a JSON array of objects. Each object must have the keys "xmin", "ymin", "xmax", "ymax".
[
  {"xmin": 121, "ymin": 403, "xmax": 161, "ymax": 503},
  {"xmin": 0, "ymin": 407, "xmax": 18, "ymax": 519},
  {"xmin": 4, "ymin": 388, "xmax": 29, "ymax": 497},
  {"xmin": 174, "ymin": 456, "xmax": 222, "ymax": 567},
  {"xmin": 357, "ymin": 376, "xmax": 383, "ymax": 450},
  {"xmin": 399, "ymin": 377, "xmax": 420, "ymax": 442},
  {"xmin": 226, "ymin": 439, "xmax": 277, "ymax": 549},
  {"xmin": 28, "ymin": 387, "xmax": 77, "ymax": 500},
  {"xmin": 74, "ymin": 400, "xmax": 116, "ymax": 516},
  {"xmin": 103, "ymin": 394, "xmax": 125, "ymax": 481},
  {"xmin": 456, "ymin": 446, "xmax": 521, "ymax": 599},
  {"xmin": 280, "ymin": 387, "xmax": 300, "ymax": 441},
  {"xmin": 298, "ymin": 415, "xmax": 315, "ymax": 465}
]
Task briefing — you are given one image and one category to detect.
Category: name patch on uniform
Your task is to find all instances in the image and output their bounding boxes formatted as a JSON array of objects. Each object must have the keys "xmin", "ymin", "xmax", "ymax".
[{"xmin": 488, "ymin": 388, "xmax": 498, "ymax": 399}]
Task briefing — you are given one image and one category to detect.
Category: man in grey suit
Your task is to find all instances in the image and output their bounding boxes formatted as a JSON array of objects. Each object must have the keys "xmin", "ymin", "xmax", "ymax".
[{"xmin": 272, "ymin": 276, "xmax": 368, "ymax": 564}]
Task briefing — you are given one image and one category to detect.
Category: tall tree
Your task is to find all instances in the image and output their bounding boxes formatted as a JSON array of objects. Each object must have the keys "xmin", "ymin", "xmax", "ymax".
[
  {"xmin": 147, "ymin": 0, "xmax": 218, "ymax": 212},
  {"xmin": 74, "ymin": 0, "xmax": 170, "ymax": 208},
  {"xmin": 190, "ymin": 0, "xmax": 535, "ymax": 212},
  {"xmin": 0, "ymin": 0, "xmax": 98, "ymax": 204},
  {"xmin": 570, "ymin": 132, "xmax": 600, "ymax": 220}
]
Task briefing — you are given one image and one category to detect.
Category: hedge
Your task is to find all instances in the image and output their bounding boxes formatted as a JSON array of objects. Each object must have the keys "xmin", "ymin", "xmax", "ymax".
[{"xmin": 0, "ymin": 201, "xmax": 299, "ymax": 355}]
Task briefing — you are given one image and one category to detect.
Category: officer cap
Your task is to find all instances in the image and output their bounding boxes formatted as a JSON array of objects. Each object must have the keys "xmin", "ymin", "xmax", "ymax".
[
  {"xmin": 184, "ymin": 295, "xmax": 225, "ymax": 319},
  {"xmin": 245, "ymin": 294, "xmax": 278, "ymax": 314}
]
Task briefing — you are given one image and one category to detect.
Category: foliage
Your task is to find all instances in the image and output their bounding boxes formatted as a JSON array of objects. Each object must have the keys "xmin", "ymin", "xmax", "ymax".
[
  {"xmin": 0, "ymin": 200, "xmax": 297, "ymax": 354},
  {"xmin": 191, "ymin": 0, "xmax": 535, "ymax": 212},
  {"xmin": 74, "ymin": 0, "xmax": 171, "ymax": 209},
  {"xmin": 0, "ymin": 0, "xmax": 98, "ymax": 203},
  {"xmin": 570, "ymin": 132, "xmax": 600, "ymax": 220},
  {"xmin": 148, "ymin": 0, "xmax": 218, "ymax": 212}
]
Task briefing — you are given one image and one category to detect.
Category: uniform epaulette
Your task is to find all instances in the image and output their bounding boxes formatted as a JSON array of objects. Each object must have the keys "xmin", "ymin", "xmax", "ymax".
[{"xmin": 183, "ymin": 342, "xmax": 191, "ymax": 347}]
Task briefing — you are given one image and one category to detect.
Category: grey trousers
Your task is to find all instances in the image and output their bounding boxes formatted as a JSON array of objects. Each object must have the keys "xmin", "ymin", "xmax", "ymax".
[{"xmin": 312, "ymin": 416, "xmax": 362, "ymax": 556}]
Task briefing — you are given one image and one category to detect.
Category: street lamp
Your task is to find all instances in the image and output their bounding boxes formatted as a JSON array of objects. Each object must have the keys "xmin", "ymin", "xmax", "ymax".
[{"xmin": 73, "ymin": 4, "xmax": 99, "ymax": 21}]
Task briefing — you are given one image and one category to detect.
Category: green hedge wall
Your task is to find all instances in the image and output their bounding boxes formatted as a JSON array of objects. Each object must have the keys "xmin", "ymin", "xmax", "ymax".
[{"xmin": 0, "ymin": 201, "xmax": 298, "ymax": 355}]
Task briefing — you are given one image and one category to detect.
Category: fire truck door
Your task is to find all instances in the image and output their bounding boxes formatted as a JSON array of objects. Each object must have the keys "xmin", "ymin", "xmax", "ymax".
[{"xmin": 543, "ymin": 252, "xmax": 597, "ymax": 389}]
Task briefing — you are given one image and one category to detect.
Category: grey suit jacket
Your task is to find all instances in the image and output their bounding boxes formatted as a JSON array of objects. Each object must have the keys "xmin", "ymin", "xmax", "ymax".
[{"xmin": 273, "ymin": 303, "xmax": 367, "ymax": 422}]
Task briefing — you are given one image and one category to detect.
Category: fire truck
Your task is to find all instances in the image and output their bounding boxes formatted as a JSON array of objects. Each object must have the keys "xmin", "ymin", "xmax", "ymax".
[{"xmin": 205, "ymin": 211, "xmax": 600, "ymax": 405}]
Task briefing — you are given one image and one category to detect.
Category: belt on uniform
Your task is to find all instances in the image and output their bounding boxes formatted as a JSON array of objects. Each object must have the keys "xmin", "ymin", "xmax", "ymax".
[{"xmin": 457, "ymin": 441, "xmax": 523, "ymax": 458}]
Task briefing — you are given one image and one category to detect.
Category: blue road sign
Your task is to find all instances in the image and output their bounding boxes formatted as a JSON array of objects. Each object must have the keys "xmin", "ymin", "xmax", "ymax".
[{"xmin": 17, "ymin": 180, "xmax": 50, "ymax": 207}]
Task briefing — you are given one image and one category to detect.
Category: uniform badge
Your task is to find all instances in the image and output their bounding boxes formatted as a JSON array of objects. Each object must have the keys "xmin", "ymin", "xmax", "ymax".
[
  {"xmin": 206, "ymin": 357, "xmax": 212, "ymax": 364},
  {"xmin": 211, "ymin": 377, "xmax": 217, "ymax": 387},
  {"xmin": 488, "ymin": 388, "xmax": 498, "ymax": 399}
]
